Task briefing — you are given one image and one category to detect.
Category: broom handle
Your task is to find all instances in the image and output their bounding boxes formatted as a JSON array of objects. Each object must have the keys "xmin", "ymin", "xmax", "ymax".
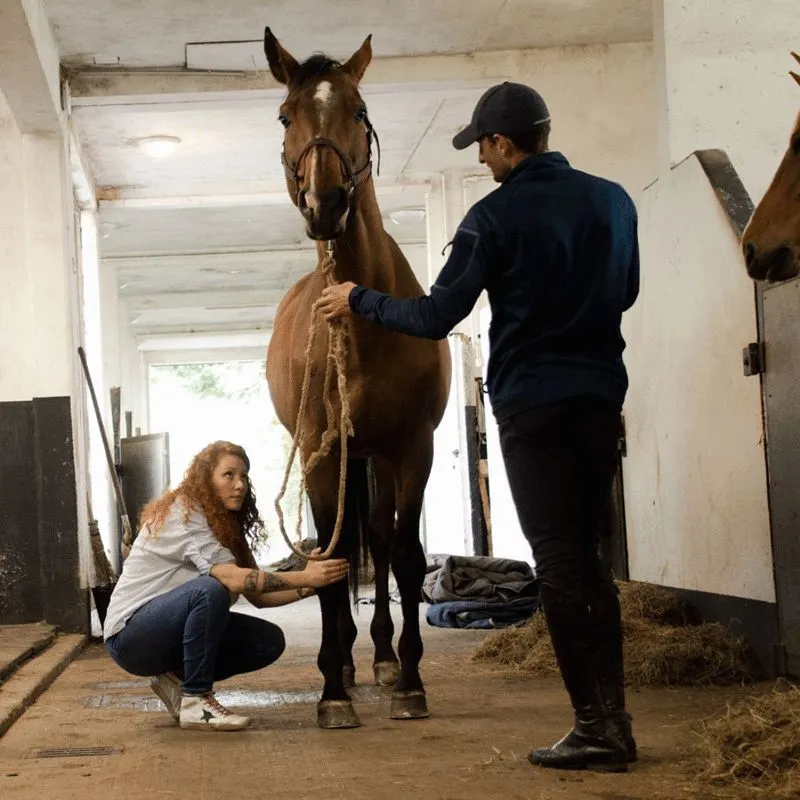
[{"xmin": 77, "ymin": 347, "xmax": 134, "ymax": 549}]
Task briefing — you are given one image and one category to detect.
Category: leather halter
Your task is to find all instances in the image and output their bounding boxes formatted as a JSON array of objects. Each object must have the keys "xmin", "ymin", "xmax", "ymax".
[{"xmin": 281, "ymin": 113, "xmax": 380, "ymax": 198}]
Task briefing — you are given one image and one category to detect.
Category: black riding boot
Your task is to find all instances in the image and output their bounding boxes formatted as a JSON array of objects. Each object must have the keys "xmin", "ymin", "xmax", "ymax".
[
  {"xmin": 589, "ymin": 579, "xmax": 637, "ymax": 762},
  {"xmin": 528, "ymin": 591, "xmax": 628, "ymax": 772}
]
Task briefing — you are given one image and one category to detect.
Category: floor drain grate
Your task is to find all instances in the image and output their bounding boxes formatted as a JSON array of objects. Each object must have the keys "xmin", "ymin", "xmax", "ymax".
[{"xmin": 31, "ymin": 746, "xmax": 120, "ymax": 759}]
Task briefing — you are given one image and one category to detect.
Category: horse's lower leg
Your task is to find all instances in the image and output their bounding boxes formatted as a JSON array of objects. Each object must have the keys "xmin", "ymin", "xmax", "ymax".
[
  {"xmin": 389, "ymin": 526, "xmax": 428, "ymax": 719},
  {"xmin": 307, "ymin": 463, "xmax": 360, "ymax": 729},
  {"xmin": 369, "ymin": 460, "xmax": 399, "ymax": 685},
  {"xmin": 387, "ymin": 441, "xmax": 432, "ymax": 720},
  {"xmin": 316, "ymin": 579, "xmax": 360, "ymax": 728},
  {"xmin": 337, "ymin": 599, "xmax": 358, "ymax": 688}
]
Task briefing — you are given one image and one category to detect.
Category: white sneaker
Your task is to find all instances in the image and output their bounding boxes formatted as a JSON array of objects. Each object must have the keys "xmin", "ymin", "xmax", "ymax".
[
  {"xmin": 179, "ymin": 693, "xmax": 250, "ymax": 731},
  {"xmin": 150, "ymin": 672, "xmax": 182, "ymax": 721}
]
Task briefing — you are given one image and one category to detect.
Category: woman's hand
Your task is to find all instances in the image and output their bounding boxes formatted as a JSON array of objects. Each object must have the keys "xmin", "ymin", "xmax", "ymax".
[
  {"xmin": 317, "ymin": 282, "xmax": 357, "ymax": 321},
  {"xmin": 301, "ymin": 548, "xmax": 349, "ymax": 588}
]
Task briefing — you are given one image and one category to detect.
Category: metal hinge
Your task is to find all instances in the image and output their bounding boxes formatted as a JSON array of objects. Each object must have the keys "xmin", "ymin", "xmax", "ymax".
[{"xmin": 742, "ymin": 342, "xmax": 764, "ymax": 377}]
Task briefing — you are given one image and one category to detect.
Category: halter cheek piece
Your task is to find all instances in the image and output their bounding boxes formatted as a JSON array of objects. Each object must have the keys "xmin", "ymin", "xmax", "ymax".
[{"xmin": 281, "ymin": 111, "xmax": 381, "ymax": 198}]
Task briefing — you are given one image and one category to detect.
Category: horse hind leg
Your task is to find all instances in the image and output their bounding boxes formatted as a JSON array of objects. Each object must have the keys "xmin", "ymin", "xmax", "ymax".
[
  {"xmin": 388, "ymin": 444, "xmax": 432, "ymax": 720},
  {"xmin": 369, "ymin": 458, "xmax": 400, "ymax": 686}
]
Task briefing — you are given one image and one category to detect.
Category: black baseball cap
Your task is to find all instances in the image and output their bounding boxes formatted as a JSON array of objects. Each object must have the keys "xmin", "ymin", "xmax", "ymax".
[{"xmin": 452, "ymin": 82, "xmax": 551, "ymax": 150}]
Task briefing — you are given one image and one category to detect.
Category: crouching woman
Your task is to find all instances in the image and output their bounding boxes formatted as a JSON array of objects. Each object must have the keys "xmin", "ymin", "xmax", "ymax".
[{"xmin": 103, "ymin": 440, "xmax": 348, "ymax": 731}]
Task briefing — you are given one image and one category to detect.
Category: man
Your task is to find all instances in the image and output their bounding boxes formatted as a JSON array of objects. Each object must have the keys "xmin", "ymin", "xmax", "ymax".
[{"xmin": 317, "ymin": 82, "xmax": 640, "ymax": 772}]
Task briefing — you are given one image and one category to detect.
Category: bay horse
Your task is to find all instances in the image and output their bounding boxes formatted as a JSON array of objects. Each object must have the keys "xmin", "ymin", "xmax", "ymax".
[
  {"xmin": 742, "ymin": 53, "xmax": 800, "ymax": 281},
  {"xmin": 263, "ymin": 28, "xmax": 451, "ymax": 729}
]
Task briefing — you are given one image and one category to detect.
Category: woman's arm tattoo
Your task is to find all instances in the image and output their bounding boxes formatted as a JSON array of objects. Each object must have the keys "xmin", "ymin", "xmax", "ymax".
[
  {"xmin": 244, "ymin": 570, "xmax": 259, "ymax": 593},
  {"xmin": 243, "ymin": 570, "xmax": 292, "ymax": 594},
  {"xmin": 260, "ymin": 572, "xmax": 291, "ymax": 593}
]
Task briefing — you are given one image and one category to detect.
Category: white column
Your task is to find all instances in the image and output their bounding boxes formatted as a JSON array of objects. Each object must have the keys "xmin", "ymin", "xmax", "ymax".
[{"xmin": 117, "ymin": 300, "xmax": 148, "ymax": 434}]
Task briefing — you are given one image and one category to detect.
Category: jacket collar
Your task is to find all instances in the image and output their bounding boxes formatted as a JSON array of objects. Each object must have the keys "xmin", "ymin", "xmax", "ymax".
[{"xmin": 502, "ymin": 151, "xmax": 570, "ymax": 184}]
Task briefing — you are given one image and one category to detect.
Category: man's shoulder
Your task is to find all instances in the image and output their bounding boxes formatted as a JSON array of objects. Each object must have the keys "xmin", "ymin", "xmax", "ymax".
[
  {"xmin": 574, "ymin": 169, "xmax": 635, "ymax": 206},
  {"xmin": 464, "ymin": 188, "xmax": 507, "ymax": 231}
]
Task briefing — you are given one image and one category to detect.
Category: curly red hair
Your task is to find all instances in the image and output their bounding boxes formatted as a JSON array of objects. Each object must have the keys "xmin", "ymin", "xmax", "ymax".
[{"xmin": 139, "ymin": 441, "xmax": 264, "ymax": 568}]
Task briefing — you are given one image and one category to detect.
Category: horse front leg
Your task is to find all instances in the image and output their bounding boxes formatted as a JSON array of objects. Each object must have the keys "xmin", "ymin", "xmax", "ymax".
[
  {"xmin": 388, "ymin": 441, "xmax": 433, "ymax": 720},
  {"xmin": 306, "ymin": 460, "xmax": 361, "ymax": 729}
]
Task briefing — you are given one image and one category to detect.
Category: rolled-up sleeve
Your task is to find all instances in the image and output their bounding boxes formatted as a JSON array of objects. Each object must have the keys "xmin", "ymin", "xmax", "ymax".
[
  {"xmin": 182, "ymin": 511, "xmax": 237, "ymax": 575},
  {"xmin": 349, "ymin": 207, "xmax": 493, "ymax": 340}
]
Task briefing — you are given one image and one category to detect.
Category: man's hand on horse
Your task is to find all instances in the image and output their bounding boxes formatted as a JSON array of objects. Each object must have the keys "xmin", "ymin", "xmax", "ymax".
[{"xmin": 318, "ymin": 282, "xmax": 357, "ymax": 321}]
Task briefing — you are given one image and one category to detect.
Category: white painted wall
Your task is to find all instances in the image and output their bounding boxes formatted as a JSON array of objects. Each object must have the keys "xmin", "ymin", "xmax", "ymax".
[
  {"xmin": 0, "ymin": 98, "xmax": 74, "ymax": 400},
  {"xmin": 654, "ymin": 0, "xmax": 798, "ymax": 202},
  {"xmin": 622, "ymin": 154, "xmax": 773, "ymax": 602},
  {"xmin": 118, "ymin": 299, "xmax": 148, "ymax": 434},
  {"xmin": 424, "ymin": 43, "xmax": 659, "ymax": 200},
  {"xmin": 0, "ymin": 84, "xmax": 93, "ymax": 588}
]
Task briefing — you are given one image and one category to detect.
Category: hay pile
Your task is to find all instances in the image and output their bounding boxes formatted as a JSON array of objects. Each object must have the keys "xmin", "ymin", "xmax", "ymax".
[
  {"xmin": 473, "ymin": 581, "xmax": 755, "ymax": 687},
  {"xmin": 697, "ymin": 680, "xmax": 800, "ymax": 798}
]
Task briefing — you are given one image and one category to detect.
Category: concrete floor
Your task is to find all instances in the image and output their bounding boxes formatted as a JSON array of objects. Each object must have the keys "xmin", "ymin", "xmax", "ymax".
[{"xmin": 0, "ymin": 599, "xmax": 758, "ymax": 800}]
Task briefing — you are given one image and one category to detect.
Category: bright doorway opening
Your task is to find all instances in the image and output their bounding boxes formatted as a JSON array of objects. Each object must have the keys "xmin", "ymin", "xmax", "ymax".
[{"xmin": 148, "ymin": 360, "xmax": 306, "ymax": 566}]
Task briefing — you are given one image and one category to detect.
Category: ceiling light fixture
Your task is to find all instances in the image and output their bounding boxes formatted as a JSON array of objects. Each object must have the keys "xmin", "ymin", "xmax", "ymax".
[
  {"xmin": 136, "ymin": 136, "xmax": 181, "ymax": 158},
  {"xmin": 389, "ymin": 207, "xmax": 426, "ymax": 226}
]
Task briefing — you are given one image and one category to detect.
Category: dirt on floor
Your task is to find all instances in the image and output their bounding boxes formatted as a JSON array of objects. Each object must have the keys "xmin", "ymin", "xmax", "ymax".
[{"xmin": 0, "ymin": 600, "xmax": 771, "ymax": 800}]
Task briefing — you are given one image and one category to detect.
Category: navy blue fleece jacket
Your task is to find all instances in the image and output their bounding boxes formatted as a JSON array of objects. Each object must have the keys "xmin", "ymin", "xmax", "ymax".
[{"xmin": 349, "ymin": 152, "xmax": 640, "ymax": 420}]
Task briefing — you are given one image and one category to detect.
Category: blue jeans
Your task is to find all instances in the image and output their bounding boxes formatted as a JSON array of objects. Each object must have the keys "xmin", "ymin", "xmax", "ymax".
[{"xmin": 106, "ymin": 576, "xmax": 285, "ymax": 695}]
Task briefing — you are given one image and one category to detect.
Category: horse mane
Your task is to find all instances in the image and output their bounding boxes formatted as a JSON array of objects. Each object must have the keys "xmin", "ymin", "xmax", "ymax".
[{"xmin": 288, "ymin": 54, "xmax": 343, "ymax": 91}]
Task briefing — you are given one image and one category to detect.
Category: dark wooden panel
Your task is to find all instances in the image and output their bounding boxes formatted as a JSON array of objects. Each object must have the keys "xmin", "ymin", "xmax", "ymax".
[
  {"xmin": 669, "ymin": 585, "xmax": 780, "ymax": 678},
  {"xmin": 33, "ymin": 397, "xmax": 87, "ymax": 633},
  {"xmin": 0, "ymin": 402, "xmax": 43, "ymax": 624}
]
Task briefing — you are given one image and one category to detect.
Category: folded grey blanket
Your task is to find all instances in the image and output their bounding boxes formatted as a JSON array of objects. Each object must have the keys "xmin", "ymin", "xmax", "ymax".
[{"xmin": 422, "ymin": 554, "xmax": 537, "ymax": 604}]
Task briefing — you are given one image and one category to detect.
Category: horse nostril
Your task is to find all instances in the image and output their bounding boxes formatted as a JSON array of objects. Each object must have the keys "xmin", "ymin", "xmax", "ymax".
[{"xmin": 744, "ymin": 242, "xmax": 757, "ymax": 266}]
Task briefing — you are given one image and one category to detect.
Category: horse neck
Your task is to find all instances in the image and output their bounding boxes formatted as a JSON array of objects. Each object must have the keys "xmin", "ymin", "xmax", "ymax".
[{"xmin": 315, "ymin": 181, "xmax": 397, "ymax": 292}]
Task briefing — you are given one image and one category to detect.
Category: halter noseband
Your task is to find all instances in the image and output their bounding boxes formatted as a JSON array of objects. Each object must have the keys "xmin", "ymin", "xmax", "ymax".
[{"xmin": 281, "ymin": 112, "xmax": 381, "ymax": 198}]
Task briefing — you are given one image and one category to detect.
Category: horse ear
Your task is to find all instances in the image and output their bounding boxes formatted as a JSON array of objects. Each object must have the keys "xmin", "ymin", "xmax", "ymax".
[
  {"xmin": 793, "ymin": 51, "xmax": 800, "ymax": 66},
  {"xmin": 264, "ymin": 27, "xmax": 299, "ymax": 86},
  {"xmin": 342, "ymin": 35, "xmax": 373, "ymax": 83}
]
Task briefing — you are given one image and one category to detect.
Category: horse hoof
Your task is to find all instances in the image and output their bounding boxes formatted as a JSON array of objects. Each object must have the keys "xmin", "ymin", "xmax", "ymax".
[
  {"xmin": 373, "ymin": 661, "xmax": 400, "ymax": 686},
  {"xmin": 390, "ymin": 690, "xmax": 429, "ymax": 720},
  {"xmin": 343, "ymin": 665, "xmax": 356, "ymax": 688},
  {"xmin": 317, "ymin": 700, "xmax": 361, "ymax": 729}
]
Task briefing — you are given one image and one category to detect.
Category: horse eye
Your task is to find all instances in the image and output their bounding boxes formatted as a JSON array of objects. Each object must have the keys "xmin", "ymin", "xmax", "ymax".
[
  {"xmin": 355, "ymin": 107, "xmax": 367, "ymax": 122},
  {"xmin": 278, "ymin": 114, "xmax": 290, "ymax": 129},
  {"xmin": 793, "ymin": 136, "xmax": 800, "ymax": 155}
]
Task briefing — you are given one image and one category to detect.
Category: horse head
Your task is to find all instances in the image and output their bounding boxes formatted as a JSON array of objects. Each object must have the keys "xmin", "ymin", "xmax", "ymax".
[
  {"xmin": 264, "ymin": 28, "xmax": 376, "ymax": 241},
  {"xmin": 741, "ymin": 52, "xmax": 800, "ymax": 282}
]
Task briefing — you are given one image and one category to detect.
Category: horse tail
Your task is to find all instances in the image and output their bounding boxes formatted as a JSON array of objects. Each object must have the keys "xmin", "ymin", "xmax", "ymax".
[{"xmin": 342, "ymin": 457, "xmax": 372, "ymax": 606}]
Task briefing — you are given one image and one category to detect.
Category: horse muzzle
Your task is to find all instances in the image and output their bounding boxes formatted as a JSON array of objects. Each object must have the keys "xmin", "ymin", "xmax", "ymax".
[
  {"xmin": 299, "ymin": 187, "xmax": 351, "ymax": 241},
  {"xmin": 744, "ymin": 242, "xmax": 799, "ymax": 283}
]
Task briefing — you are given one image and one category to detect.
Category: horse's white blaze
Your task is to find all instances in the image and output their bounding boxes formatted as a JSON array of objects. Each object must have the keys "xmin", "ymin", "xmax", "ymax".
[
  {"xmin": 314, "ymin": 80, "xmax": 333, "ymax": 126},
  {"xmin": 307, "ymin": 148, "xmax": 320, "ymax": 208}
]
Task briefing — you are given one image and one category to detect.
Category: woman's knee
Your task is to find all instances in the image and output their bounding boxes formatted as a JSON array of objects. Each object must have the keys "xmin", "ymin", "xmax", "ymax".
[
  {"xmin": 255, "ymin": 622, "xmax": 286, "ymax": 667},
  {"xmin": 191, "ymin": 575, "xmax": 232, "ymax": 606}
]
